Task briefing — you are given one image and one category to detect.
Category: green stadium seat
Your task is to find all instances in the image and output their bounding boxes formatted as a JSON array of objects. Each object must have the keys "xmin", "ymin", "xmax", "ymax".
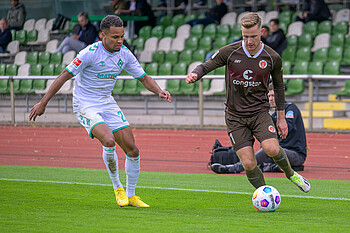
[
  {"xmin": 318, "ymin": 20, "xmax": 332, "ymax": 34},
  {"xmin": 50, "ymin": 52, "xmax": 63, "ymax": 64},
  {"xmin": 282, "ymin": 47, "xmax": 296, "ymax": 62},
  {"xmin": 298, "ymin": 33, "xmax": 313, "ymax": 48},
  {"xmin": 179, "ymin": 49, "xmax": 193, "ymax": 64},
  {"xmin": 19, "ymin": 79, "xmax": 33, "ymax": 93},
  {"xmin": 0, "ymin": 79, "xmax": 9, "ymax": 93},
  {"xmin": 26, "ymin": 51, "xmax": 39, "ymax": 65},
  {"xmin": 215, "ymin": 66, "xmax": 225, "ymax": 75},
  {"xmin": 328, "ymin": 46, "xmax": 343, "ymax": 62},
  {"xmin": 287, "ymin": 35, "xmax": 298, "ymax": 48},
  {"xmin": 145, "ymin": 62, "xmax": 158, "ymax": 75},
  {"xmin": 313, "ymin": 47, "xmax": 328, "ymax": 62},
  {"xmin": 11, "ymin": 29, "xmax": 16, "ymax": 41},
  {"xmin": 214, "ymin": 36, "xmax": 228, "ymax": 50},
  {"xmin": 308, "ymin": 61, "xmax": 323, "ymax": 74},
  {"xmin": 185, "ymin": 37, "xmax": 198, "ymax": 51},
  {"xmin": 190, "ymin": 24, "xmax": 204, "ymax": 37},
  {"xmin": 341, "ymin": 48, "xmax": 350, "ymax": 65},
  {"xmin": 217, "ymin": 24, "xmax": 230, "ymax": 38},
  {"xmin": 152, "ymin": 50, "xmax": 165, "ymax": 63},
  {"xmin": 330, "ymin": 33, "xmax": 345, "ymax": 48},
  {"xmin": 0, "ymin": 63, "xmax": 6, "ymax": 75},
  {"xmin": 13, "ymin": 79, "xmax": 20, "ymax": 93},
  {"xmin": 38, "ymin": 52, "xmax": 51, "ymax": 65},
  {"xmin": 164, "ymin": 25, "xmax": 176, "ymax": 38},
  {"xmin": 293, "ymin": 61, "xmax": 309, "ymax": 74},
  {"xmin": 344, "ymin": 35, "xmax": 350, "ymax": 49},
  {"xmin": 15, "ymin": 30, "xmax": 26, "ymax": 44},
  {"xmin": 303, "ymin": 21, "xmax": 318, "ymax": 38},
  {"xmin": 279, "ymin": 10, "xmax": 292, "ymax": 26},
  {"xmin": 202, "ymin": 79, "xmax": 211, "ymax": 91},
  {"xmin": 203, "ymin": 23, "xmax": 217, "ymax": 39},
  {"xmin": 180, "ymin": 79, "xmax": 197, "ymax": 95},
  {"xmin": 151, "ymin": 25, "xmax": 164, "ymax": 39},
  {"xmin": 112, "ymin": 80, "xmax": 124, "ymax": 95},
  {"xmin": 184, "ymin": 14, "xmax": 196, "ymax": 23},
  {"xmin": 42, "ymin": 64, "xmax": 55, "ymax": 75},
  {"xmin": 158, "ymin": 62, "xmax": 172, "ymax": 75},
  {"xmin": 282, "ymin": 60, "xmax": 292, "ymax": 75},
  {"xmin": 323, "ymin": 61, "xmax": 340, "ymax": 75},
  {"xmin": 333, "ymin": 21, "xmax": 349, "ymax": 35},
  {"xmin": 166, "ymin": 79, "xmax": 181, "ymax": 94},
  {"xmin": 160, "ymin": 15, "xmax": 172, "ymax": 28},
  {"xmin": 30, "ymin": 64, "xmax": 43, "ymax": 75},
  {"xmin": 231, "ymin": 24, "xmax": 242, "ymax": 38},
  {"xmin": 172, "ymin": 62, "xmax": 187, "ymax": 75},
  {"xmin": 54, "ymin": 64, "xmax": 66, "ymax": 76},
  {"xmin": 138, "ymin": 26, "xmax": 152, "ymax": 40},
  {"xmin": 295, "ymin": 47, "xmax": 311, "ymax": 62},
  {"xmin": 285, "ymin": 79, "xmax": 304, "ymax": 95},
  {"xmin": 32, "ymin": 79, "xmax": 47, "ymax": 91},
  {"xmin": 120, "ymin": 80, "xmax": 139, "ymax": 94},
  {"xmin": 198, "ymin": 36, "xmax": 212, "ymax": 51},
  {"xmin": 280, "ymin": 22, "xmax": 288, "ymax": 34},
  {"xmin": 292, "ymin": 10, "xmax": 301, "ymax": 22},
  {"xmin": 192, "ymin": 49, "xmax": 206, "ymax": 62},
  {"xmin": 172, "ymin": 14, "xmax": 185, "ymax": 28},
  {"xmin": 26, "ymin": 29, "xmax": 38, "ymax": 43},
  {"xmin": 6, "ymin": 64, "xmax": 18, "ymax": 76},
  {"xmin": 165, "ymin": 50, "xmax": 179, "ymax": 65},
  {"xmin": 198, "ymin": 13, "xmax": 206, "ymax": 19},
  {"xmin": 333, "ymin": 80, "xmax": 350, "ymax": 96},
  {"xmin": 132, "ymin": 37, "xmax": 145, "ymax": 51},
  {"xmin": 137, "ymin": 79, "xmax": 147, "ymax": 92}
]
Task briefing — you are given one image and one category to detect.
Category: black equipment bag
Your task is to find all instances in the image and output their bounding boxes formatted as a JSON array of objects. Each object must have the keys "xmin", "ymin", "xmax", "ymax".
[{"xmin": 208, "ymin": 139, "xmax": 240, "ymax": 166}]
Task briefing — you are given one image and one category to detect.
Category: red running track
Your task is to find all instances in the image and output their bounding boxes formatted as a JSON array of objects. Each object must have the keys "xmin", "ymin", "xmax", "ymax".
[{"xmin": 0, "ymin": 126, "xmax": 349, "ymax": 181}]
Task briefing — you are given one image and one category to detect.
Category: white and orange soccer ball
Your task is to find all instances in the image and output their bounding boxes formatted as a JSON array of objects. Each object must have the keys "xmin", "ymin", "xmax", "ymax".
[{"xmin": 252, "ymin": 185, "xmax": 281, "ymax": 212}]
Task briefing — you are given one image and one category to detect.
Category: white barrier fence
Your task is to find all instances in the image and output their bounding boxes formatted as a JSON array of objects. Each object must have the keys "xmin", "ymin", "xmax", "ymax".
[{"xmin": 0, "ymin": 74, "xmax": 349, "ymax": 129}]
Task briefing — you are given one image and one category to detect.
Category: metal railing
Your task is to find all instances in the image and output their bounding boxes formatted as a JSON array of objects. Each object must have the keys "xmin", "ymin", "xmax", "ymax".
[{"xmin": 1, "ymin": 74, "xmax": 349, "ymax": 129}]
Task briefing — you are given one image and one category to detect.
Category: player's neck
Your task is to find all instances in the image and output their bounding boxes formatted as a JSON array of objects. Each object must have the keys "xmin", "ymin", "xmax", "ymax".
[
  {"xmin": 102, "ymin": 40, "xmax": 114, "ymax": 53},
  {"xmin": 249, "ymin": 42, "xmax": 262, "ymax": 56}
]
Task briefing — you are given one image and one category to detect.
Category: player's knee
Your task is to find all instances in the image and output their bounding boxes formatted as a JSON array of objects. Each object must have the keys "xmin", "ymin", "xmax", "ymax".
[
  {"xmin": 264, "ymin": 146, "xmax": 280, "ymax": 157},
  {"xmin": 241, "ymin": 159, "xmax": 257, "ymax": 171},
  {"xmin": 102, "ymin": 138, "xmax": 115, "ymax": 148},
  {"xmin": 127, "ymin": 146, "xmax": 139, "ymax": 157}
]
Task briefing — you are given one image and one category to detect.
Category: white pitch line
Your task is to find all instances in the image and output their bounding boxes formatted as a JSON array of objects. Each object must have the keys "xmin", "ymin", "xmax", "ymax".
[{"xmin": 1, "ymin": 178, "xmax": 349, "ymax": 201}]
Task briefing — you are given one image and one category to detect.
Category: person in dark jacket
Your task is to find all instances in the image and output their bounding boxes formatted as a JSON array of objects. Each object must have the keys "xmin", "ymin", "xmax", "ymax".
[
  {"xmin": 212, "ymin": 83, "xmax": 307, "ymax": 174},
  {"xmin": 0, "ymin": 18, "xmax": 12, "ymax": 53},
  {"xmin": 296, "ymin": 0, "xmax": 332, "ymax": 23},
  {"xmin": 186, "ymin": 0, "xmax": 227, "ymax": 26},
  {"xmin": 56, "ymin": 12, "xmax": 98, "ymax": 54},
  {"xmin": 265, "ymin": 19, "xmax": 287, "ymax": 56},
  {"xmin": 6, "ymin": 0, "xmax": 26, "ymax": 30}
]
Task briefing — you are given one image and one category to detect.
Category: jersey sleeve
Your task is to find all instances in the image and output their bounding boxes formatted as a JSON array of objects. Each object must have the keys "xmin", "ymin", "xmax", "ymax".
[
  {"xmin": 123, "ymin": 51, "xmax": 145, "ymax": 79},
  {"xmin": 270, "ymin": 55, "xmax": 285, "ymax": 111},
  {"xmin": 66, "ymin": 48, "xmax": 92, "ymax": 76}
]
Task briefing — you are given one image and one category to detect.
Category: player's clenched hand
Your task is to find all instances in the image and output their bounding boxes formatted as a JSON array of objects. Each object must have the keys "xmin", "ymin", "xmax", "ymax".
[
  {"xmin": 159, "ymin": 90, "xmax": 172, "ymax": 103},
  {"xmin": 277, "ymin": 118, "xmax": 288, "ymax": 139},
  {"xmin": 29, "ymin": 102, "xmax": 46, "ymax": 121},
  {"xmin": 186, "ymin": 73, "xmax": 198, "ymax": 84}
]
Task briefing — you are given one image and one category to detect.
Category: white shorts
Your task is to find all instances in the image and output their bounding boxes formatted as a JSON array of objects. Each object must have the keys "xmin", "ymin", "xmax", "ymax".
[{"xmin": 73, "ymin": 96, "xmax": 130, "ymax": 138}]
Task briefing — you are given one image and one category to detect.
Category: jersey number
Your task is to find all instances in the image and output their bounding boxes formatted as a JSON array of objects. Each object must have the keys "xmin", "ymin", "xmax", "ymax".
[{"xmin": 117, "ymin": 111, "xmax": 126, "ymax": 122}]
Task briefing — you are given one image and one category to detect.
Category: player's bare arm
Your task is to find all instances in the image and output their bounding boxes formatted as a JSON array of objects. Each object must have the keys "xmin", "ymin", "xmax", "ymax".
[
  {"xmin": 29, "ymin": 69, "xmax": 74, "ymax": 121},
  {"xmin": 138, "ymin": 74, "xmax": 172, "ymax": 102},
  {"xmin": 276, "ymin": 110, "xmax": 288, "ymax": 139},
  {"xmin": 186, "ymin": 73, "xmax": 198, "ymax": 84}
]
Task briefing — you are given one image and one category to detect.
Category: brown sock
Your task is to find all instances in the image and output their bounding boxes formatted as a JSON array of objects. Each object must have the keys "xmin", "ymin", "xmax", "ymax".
[
  {"xmin": 272, "ymin": 147, "xmax": 294, "ymax": 178},
  {"xmin": 245, "ymin": 166, "xmax": 266, "ymax": 189}
]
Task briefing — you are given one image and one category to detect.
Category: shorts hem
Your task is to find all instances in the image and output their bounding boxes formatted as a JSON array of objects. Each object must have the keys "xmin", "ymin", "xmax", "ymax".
[
  {"xmin": 89, "ymin": 121, "xmax": 105, "ymax": 139},
  {"xmin": 112, "ymin": 124, "xmax": 130, "ymax": 133}
]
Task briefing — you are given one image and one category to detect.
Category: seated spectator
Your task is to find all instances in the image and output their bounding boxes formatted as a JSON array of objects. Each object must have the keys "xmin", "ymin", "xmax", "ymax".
[
  {"xmin": 0, "ymin": 18, "xmax": 12, "ymax": 53},
  {"xmin": 296, "ymin": 0, "xmax": 331, "ymax": 23},
  {"xmin": 186, "ymin": 0, "xmax": 227, "ymax": 26},
  {"xmin": 55, "ymin": 12, "xmax": 97, "ymax": 54},
  {"xmin": 261, "ymin": 25, "xmax": 269, "ymax": 44},
  {"xmin": 117, "ymin": 0, "xmax": 156, "ymax": 36},
  {"xmin": 265, "ymin": 19, "xmax": 287, "ymax": 55},
  {"xmin": 211, "ymin": 83, "xmax": 307, "ymax": 174},
  {"xmin": 6, "ymin": 0, "xmax": 26, "ymax": 30}
]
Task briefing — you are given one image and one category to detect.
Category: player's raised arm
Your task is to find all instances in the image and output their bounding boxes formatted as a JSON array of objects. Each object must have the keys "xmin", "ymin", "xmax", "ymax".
[
  {"xmin": 29, "ymin": 69, "xmax": 74, "ymax": 121},
  {"xmin": 138, "ymin": 74, "xmax": 172, "ymax": 102}
]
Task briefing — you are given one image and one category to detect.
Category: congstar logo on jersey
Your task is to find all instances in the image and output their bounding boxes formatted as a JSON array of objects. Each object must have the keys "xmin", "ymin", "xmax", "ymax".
[
  {"xmin": 232, "ymin": 70, "xmax": 262, "ymax": 87},
  {"xmin": 97, "ymin": 73, "xmax": 117, "ymax": 79}
]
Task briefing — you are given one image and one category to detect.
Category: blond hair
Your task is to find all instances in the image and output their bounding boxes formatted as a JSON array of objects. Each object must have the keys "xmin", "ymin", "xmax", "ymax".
[{"xmin": 241, "ymin": 12, "xmax": 262, "ymax": 29}]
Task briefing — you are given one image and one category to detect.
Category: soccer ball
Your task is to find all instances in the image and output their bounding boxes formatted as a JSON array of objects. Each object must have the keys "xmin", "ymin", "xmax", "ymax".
[{"xmin": 252, "ymin": 185, "xmax": 281, "ymax": 212}]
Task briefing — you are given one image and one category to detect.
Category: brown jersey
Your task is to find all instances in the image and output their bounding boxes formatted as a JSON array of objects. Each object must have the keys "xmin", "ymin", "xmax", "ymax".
[{"xmin": 192, "ymin": 41, "xmax": 285, "ymax": 117}]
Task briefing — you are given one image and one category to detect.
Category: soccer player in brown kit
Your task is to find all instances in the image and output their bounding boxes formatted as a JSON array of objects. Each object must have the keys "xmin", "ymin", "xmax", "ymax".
[{"xmin": 186, "ymin": 13, "xmax": 310, "ymax": 192}]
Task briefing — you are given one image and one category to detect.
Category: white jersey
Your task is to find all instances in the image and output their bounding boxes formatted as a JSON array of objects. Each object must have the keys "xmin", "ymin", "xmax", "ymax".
[{"xmin": 66, "ymin": 41, "xmax": 145, "ymax": 103}]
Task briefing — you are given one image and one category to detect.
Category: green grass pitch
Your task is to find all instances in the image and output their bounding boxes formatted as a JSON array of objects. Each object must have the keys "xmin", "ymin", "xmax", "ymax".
[{"xmin": 1, "ymin": 165, "xmax": 350, "ymax": 232}]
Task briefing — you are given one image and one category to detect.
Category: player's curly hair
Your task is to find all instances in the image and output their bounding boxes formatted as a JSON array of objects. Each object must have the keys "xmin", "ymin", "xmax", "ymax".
[
  {"xmin": 241, "ymin": 13, "xmax": 261, "ymax": 29},
  {"xmin": 100, "ymin": 15, "xmax": 124, "ymax": 31}
]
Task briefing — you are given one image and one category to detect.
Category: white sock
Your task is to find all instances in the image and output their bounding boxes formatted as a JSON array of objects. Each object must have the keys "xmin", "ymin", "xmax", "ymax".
[
  {"xmin": 125, "ymin": 154, "xmax": 140, "ymax": 198},
  {"xmin": 102, "ymin": 146, "xmax": 122, "ymax": 190}
]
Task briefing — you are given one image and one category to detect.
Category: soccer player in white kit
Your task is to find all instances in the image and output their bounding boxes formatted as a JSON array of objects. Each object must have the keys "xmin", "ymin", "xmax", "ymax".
[{"xmin": 29, "ymin": 15, "xmax": 172, "ymax": 207}]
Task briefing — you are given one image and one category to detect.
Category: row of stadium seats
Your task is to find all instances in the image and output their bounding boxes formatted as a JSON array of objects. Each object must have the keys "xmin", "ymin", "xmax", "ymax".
[{"xmin": 13, "ymin": 50, "xmax": 76, "ymax": 66}]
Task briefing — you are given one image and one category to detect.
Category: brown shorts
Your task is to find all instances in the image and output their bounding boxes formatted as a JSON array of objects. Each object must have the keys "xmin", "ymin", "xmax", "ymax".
[{"xmin": 225, "ymin": 110, "xmax": 277, "ymax": 151}]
